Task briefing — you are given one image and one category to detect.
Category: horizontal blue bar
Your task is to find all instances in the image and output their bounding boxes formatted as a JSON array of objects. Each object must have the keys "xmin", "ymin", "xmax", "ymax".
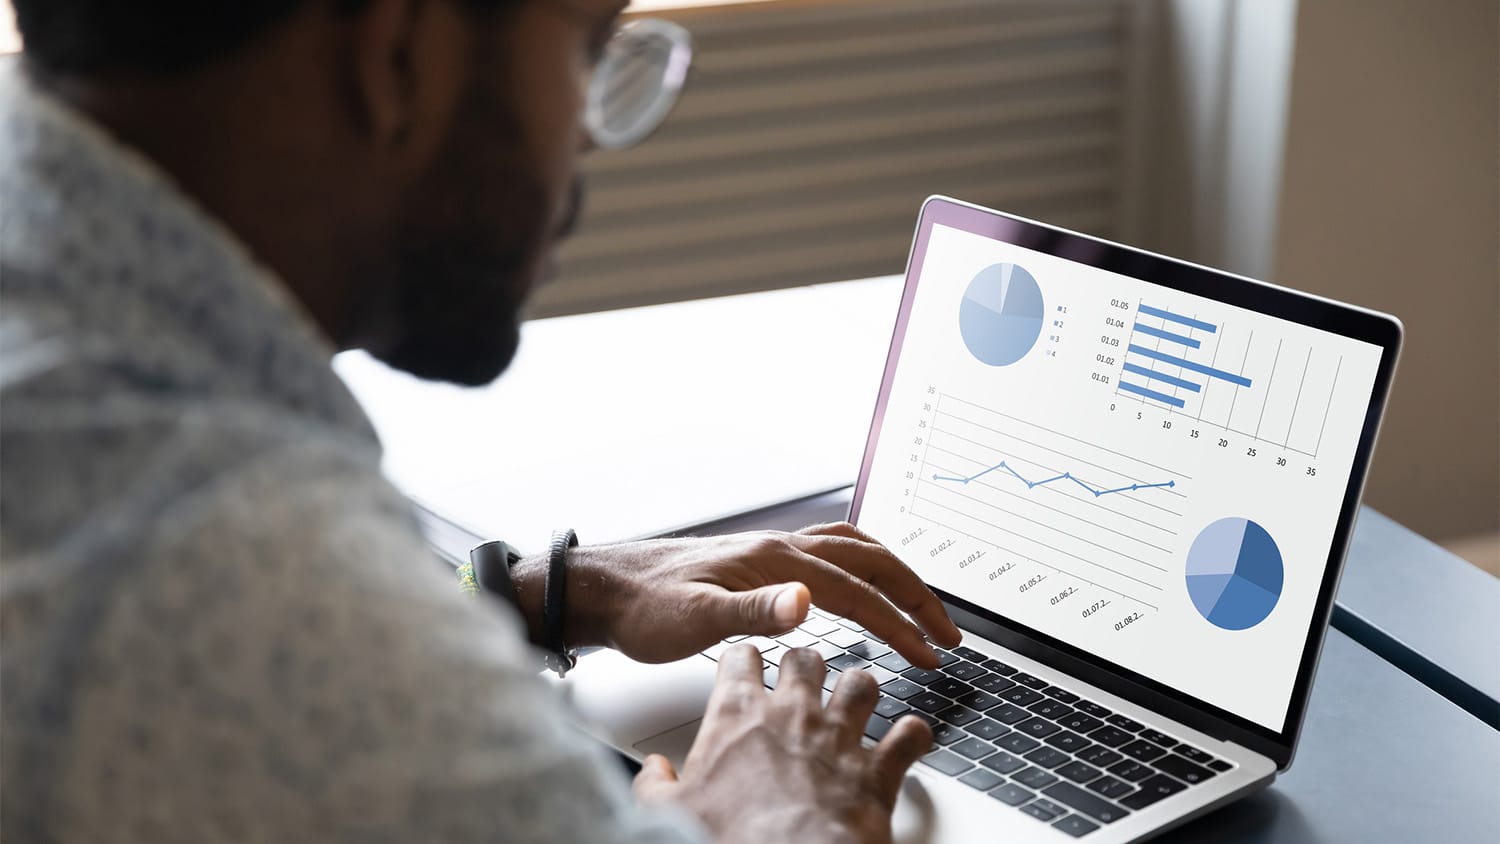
[
  {"xmin": 1138, "ymin": 304, "xmax": 1217, "ymax": 334},
  {"xmin": 1123, "ymin": 362, "xmax": 1201, "ymax": 392},
  {"xmin": 1128, "ymin": 344, "xmax": 1253, "ymax": 388},
  {"xmin": 1119, "ymin": 381, "xmax": 1186, "ymax": 408},
  {"xmin": 1133, "ymin": 322, "xmax": 1201, "ymax": 349}
]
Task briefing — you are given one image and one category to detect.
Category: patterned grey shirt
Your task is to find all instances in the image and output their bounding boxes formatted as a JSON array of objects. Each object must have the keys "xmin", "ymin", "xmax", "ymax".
[{"xmin": 0, "ymin": 63, "xmax": 702, "ymax": 843}]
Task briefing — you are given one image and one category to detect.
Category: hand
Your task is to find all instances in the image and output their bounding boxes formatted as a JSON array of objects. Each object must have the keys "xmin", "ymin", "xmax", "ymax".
[
  {"xmin": 512, "ymin": 522, "xmax": 962, "ymax": 668},
  {"xmin": 634, "ymin": 646, "xmax": 930, "ymax": 844}
]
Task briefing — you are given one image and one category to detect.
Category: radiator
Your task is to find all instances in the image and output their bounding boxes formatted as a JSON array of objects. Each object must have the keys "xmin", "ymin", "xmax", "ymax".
[{"xmin": 535, "ymin": 0, "xmax": 1150, "ymax": 317}]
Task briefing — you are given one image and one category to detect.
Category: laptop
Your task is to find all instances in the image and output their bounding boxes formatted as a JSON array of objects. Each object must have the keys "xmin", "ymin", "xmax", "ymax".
[{"xmin": 560, "ymin": 196, "xmax": 1402, "ymax": 841}]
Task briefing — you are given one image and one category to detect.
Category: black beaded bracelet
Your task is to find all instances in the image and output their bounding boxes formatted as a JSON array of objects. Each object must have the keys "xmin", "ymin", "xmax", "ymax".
[{"xmin": 543, "ymin": 529, "xmax": 580, "ymax": 676}]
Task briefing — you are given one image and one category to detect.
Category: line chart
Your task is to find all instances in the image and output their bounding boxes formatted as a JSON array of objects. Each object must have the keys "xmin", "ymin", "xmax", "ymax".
[{"xmin": 931, "ymin": 460, "xmax": 1176, "ymax": 498}]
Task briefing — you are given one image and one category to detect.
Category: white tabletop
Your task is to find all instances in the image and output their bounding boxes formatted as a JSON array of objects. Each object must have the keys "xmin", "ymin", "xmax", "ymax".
[{"xmin": 335, "ymin": 276, "xmax": 904, "ymax": 552}]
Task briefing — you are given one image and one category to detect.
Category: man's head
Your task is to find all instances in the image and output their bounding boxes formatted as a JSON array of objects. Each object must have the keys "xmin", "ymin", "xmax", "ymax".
[{"xmin": 13, "ymin": 0, "xmax": 626, "ymax": 385}]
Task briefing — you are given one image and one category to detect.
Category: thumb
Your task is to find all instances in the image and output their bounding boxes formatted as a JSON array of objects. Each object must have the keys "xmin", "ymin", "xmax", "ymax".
[
  {"xmin": 725, "ymin": 582, "xmax": 810, "ymax": 636},
  {"xmin": 633, "ymin": 753, "xmax": 681, "ymax": 803}
]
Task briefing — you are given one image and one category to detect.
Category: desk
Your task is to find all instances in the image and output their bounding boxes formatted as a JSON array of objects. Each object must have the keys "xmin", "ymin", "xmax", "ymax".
[{"xmin": 342, "ymin": 276, "xmax": 1500, "ymax": 840}]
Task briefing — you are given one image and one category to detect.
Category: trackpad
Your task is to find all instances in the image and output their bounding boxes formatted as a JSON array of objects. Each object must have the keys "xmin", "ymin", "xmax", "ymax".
[{"xmin": 633, "ymin": 718, "xmax": 703, "ymax": 768}]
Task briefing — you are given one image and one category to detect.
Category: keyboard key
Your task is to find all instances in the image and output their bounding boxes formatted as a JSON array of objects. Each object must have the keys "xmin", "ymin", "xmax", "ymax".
[
  {"xmin": 1013, "ymin": 766, "xmax": 1060, "ymax": 789},
  {"xmin": 1139, "ymin": 728, "xmax": 1178, "ymax": 748},
  {"xmin": 1107, "ymin": 760, "xmax": 1153, "ymax": 782},
  {"xmin": 809, "ymin": 606, "xmax": 835, "ymax": 620},
  {"xmin": 1079, "ymin": 747, "xmax": 1123, "ymax": 768},
  {"xmin": 989, "ymin": 703, "xmax": 1033, "ymax": 725},
  {"xmin": 1207, "ymin": 759, "xmax": 1234, "ymax": 772},
  {"xmin": 1106, "ymin": 714, "xmax": 1144, "ymax": 732},
  {"xmin": 930, "ymin": 722, "xmax": 966, "ymax": 746},
  {"xmin": 1029, "ymin": 699, "xmax": 1076, "ymax": 721},
  {"xmin": 1055, "ymin": 761, "xmax": 1103, "ymax": 784},
  {"xmin": 741, "ymin": 636, "xmax": 779, "ymax": 653},
  {"xmin": 934, "ymin": 650, "xmax": 959, "ymax": 668},
  {"xmin": 901, "ymin": 667, "xmax": 944, "ymax": 685},
  {"xmin": 874, "ymin": 696, "xmax": 912, "ymax": 719},
  {"xmin": 943, "ymin": 661, "xmax": 988, "ymax": 681},
  {"xmin": 1086, "ymin": 726, "xmax": 1134, "ymax": 748},
  {"xmin": 988, "ymin": 783, "xmax": 1035, "ymax": 807},
  {"xmin": 952, "ymin": 646, "xmax": 990, "ymax": 663},
  {"xmin": 929, "ymin": 677, "xmax": 972, "ymax": 699},
  {"xmin": 1013, "ymin": 672, "xmax": 1049, "ymax": 690},
  {"xmin": 979, "ymin": 751, "xmax": 1027, "ymax": 775},
  {"xmin": 847, "ymin": 640, "xmax": 891, "ymax": 661},
  {"xmin": 909, "ymin": 692, "xmax": 952, "ymax": 713},
  {"xmin": 1153, "ymin": 753, "xmax": 1215, "ymax": 784},
  {"xmin": 920, "ymin": 749, "xmax": 974, "ymax": 776},
  {"xmin": 761, "ymin": 646, "xmax": 789, "ymax": 666},
  {"xmin": 775, "ymin": 629, "xmax": 817, "ymax": 649},
  {"xmin": 823, "ymin": 668, "xmax": 840, "ymax": 692},
  {"xmin": 996, "ymin": 733, "xmax": 1041, "ymax": 754},
  {"xmin": 865, "ymin": 714, "xmax": 893, "ymax": 741},
  {"xmin": 864, "ymin": 630, "xmax": 887, "ymax": 645},
  {"xmin": 835, "ymin": 617, "xmax": 865, "ymax": 632},
  {"xmin": 1044, "ymin": 731, "xmax": 1092, "ymax": 754},
  {"xmin": 1119, "ymin": 774, "xmax": 1187, "ymax": 810},
  {"xmin": 958, "ymin": 768, "xmax": 1006, "ymax": 792},
  {"xmin": 810, "ymin": 641, "xmax": 844, "ymax": 660},
  {"xmin": 950, "ymin": 736, "xmax": 996, "ymax": 760},
  {"xmin": 1075, "ymin": 700, "xmax": 1112, "ymax": 718},
  {"xmin": 1044, "ymin": 687, "xmax": 1081, "ymax": 704},
  {"xmin": 1042, "ymin": 782, "xmax": 1132, "ymax": 824},
  {"xmin": 875, "ymin": 652, "xmax": 914, "ymax": 673},
  {"xmin": 1175, "ymin": 745, "xmax": 1217, "ymax": 765},
  {"xmin": 826, "ymin": 653, "xmax": 869, "ymax": 673},
  {"xmin": 1020, "ymin": 801, "xmax": 1065, "ymax": 822},
  {"xmin": 763, "ymin": 666, "xmax": 779, "ymax": 689},
  {"xmin": 865, "ymin": 666, "xmax": 900, "ymax": 686},
  {"xmin": 1058, "ymin": 712, "xmax": 1104, "ymax": 734},
  {"xmin": 1052, "ymin": 814, "xmax": 1101, "ymax": 838},
  {"xmin": 973, "ymin": 674, "xmax": 1017, "ymax": 694},
  {"xmin": 880, "ymin": 679, "xmax": 923, "ymax": 700},
  {"xmin": 1017, "ymin": 717, "xmax": 1061, "ymax": 739},
  {"xmin": 956, "ymin": 690, "xmax": 1002, "ymax": 711},
  {"xmin": 826, "ymin": 628, "xmax": 866, "ymax": 649},
  {"xmin": 936, "ymin": 705, "xmax": 982, "ymax": 727},
  {"xmin": 797, "ymin": 616, "xmax": 839, "ymax": 637},
  {"xmin": 965, "ymin": 718, "xmax": 1010, "ymax": 741},
  {"xmin": 982, "ymin": 658, "xmax": 1019, "ymax": 676},
  {"xmin": 1000, "ymin": 687, "xmax": 1045, "ymax": 707},
  {"xmin": 1120, "ymin": 739, "xmax": 1168, "ymax": 763},
  {"xmin": 1024, "ymin": 747, "xmax": 1070, "ymax": 769},
  {"xmin": 1086, "ymin": 775, "xmax": 1135, "ymax": 799}
]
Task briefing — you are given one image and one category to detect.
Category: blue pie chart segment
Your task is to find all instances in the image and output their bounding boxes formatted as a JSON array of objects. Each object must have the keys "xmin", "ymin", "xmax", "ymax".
[
  {"xmin": 959, "ymin": 263, "xmax": 1044, "ymax": 366},
  {"xmin": 1185, "ymin": 518, "xmax": 1284, "ymax": 630}
]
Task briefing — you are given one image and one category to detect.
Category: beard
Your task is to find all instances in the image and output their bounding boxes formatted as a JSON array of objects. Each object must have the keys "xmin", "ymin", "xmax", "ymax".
[{"xmin": 366, "ymin": 73, "xmax": 577, "ymax": 387}]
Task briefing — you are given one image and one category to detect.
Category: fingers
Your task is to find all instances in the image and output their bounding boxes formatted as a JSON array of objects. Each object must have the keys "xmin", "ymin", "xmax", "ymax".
[
  {"xmin": 824, "ymin": 666, "xmax": 880, "ymax": 746},
  {"xmin": 633, "ymin": 754, "xmax": 680, "ymax": 804},
  {"xmin": 704, "ymin": 582, "xmax": 809, "ymax": 640},
  {"xmin": 774, "ymin": 547, "xmax": 940, "ymax": 668},
  {"xmin": 702, "ymin": 643, "xmax": 767, "ymax": 725},
  {"xmin": 772, "ymin": 647, "xmax": 827, "ymax": 707},
  {"xmin": 795, "ymin": 524, "xmax": 963, "ymax": 649},
  {"xmin": 870, "ymin": 715, "xmax": 932, "ymax": 809}
]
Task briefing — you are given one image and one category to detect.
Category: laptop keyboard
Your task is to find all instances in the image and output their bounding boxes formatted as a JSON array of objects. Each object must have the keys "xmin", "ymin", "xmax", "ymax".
[{"xmin": 702, "ymin": 607, "xmax": 1235, "ymax": 839}]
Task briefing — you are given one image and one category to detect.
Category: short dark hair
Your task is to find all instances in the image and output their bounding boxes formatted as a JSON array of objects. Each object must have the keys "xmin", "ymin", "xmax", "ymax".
[{"xmin": 12, "ymin": 0, "xmax": 514, "ymax": 75}]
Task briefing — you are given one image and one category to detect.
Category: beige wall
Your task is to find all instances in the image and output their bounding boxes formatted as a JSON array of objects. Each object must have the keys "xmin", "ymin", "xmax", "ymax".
[{"xmin": 1274, "ymin": 0, "xmax": 1499, "ymax": 542}]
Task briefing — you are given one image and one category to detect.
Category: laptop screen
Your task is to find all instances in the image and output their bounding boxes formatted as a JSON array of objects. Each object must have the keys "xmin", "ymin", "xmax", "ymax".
[{"xmin": 853, "ymin": 202, "xmax": 1391, "ymax": 733}]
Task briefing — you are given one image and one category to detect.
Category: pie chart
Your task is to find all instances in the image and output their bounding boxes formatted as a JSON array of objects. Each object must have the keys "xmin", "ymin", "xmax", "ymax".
[
  {"xmin": 958, "ymin": 263, "xmax": 1045, "ymax": 366},
  {"xmin": 1185, "ymin": 517, "xmax": 1284, "ymax": 630}
]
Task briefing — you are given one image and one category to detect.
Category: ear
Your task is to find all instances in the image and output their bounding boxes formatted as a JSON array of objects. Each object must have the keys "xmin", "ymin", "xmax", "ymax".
[{"xmin": 348, "ymin": 0, "xmax": 421, "ymax": 147}]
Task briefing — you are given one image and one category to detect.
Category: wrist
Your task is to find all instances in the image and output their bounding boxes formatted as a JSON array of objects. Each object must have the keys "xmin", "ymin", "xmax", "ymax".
[{"xmin": 511, "ymin": 548, "xmax": 614, "ymax": 650}]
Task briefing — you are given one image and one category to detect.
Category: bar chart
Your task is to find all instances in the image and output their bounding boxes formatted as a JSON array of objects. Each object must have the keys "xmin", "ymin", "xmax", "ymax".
[{"xmin": 1114, "ymin": 302, "xmax": 1344, "ymax": 458}]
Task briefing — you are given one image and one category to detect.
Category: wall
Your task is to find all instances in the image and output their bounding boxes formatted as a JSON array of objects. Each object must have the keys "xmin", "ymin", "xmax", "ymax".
[{"xmin": 1274, "ymin": 0, "xmax": 1499, "ymax": 543}]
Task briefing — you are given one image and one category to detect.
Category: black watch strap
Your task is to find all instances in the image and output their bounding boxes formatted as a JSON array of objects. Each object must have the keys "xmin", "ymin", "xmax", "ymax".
[
  {"xmin": 544, "ymin": 529, "xmax": 580, "ymax": 676},
  {"xmin": 468, "ymin": 540, "xmax": 522, "ymax": 606}
]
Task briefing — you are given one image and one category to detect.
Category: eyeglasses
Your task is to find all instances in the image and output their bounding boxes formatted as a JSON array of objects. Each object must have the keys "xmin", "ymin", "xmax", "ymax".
[{"xmin": 583, "ymin": 18, "xmax": 694, "ymax": 150}]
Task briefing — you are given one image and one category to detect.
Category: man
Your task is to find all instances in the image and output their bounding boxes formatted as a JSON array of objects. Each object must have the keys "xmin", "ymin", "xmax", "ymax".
[{"xmin": 0, "ymin": 0, "xmax": 966, "ymax": 841}]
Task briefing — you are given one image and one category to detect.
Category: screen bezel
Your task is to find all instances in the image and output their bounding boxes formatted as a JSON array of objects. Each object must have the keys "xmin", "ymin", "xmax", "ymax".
[{"xmin": 848, "ymin": 196, "xmax": 1402, "ymax": 769}]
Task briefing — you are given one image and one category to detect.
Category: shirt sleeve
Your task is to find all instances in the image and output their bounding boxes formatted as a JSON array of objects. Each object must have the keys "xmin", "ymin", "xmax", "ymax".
[{"xmin": 53, "ymin": 438, "xmax": 707, "ymax": 844}]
